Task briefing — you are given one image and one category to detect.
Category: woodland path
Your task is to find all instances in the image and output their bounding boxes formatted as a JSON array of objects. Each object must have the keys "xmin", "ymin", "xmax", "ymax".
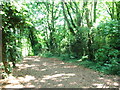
[{"xmin": 0, "ymin": 56, "xmax": 120, "ymax": 88}]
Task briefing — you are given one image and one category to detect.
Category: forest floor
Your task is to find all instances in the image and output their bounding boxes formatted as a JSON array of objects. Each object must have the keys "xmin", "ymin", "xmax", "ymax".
[{"xmin": 0, "ymin": 56, "xmax": 120, "ymax": 88}]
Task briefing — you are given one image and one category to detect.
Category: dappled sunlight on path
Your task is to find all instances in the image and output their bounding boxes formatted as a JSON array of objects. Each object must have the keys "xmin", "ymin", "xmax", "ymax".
[{"xmin": 0, "ymin": 56, "xmax": 120, "ymax": 88}]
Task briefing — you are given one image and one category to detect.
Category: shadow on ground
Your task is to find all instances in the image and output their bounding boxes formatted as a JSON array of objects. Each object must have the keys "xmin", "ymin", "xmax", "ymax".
[{"xmin": 0, "ymin": 56, "xmax": 119, "ymax": 88}]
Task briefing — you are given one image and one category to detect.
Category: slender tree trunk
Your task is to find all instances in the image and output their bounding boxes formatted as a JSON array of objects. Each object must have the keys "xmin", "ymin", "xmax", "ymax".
[
  {"xmin": 11, "ymin": 28, "xmax": 16, "ymax": 68},
  {"xmin": 2, "ymin": 29, "xmax": 11, "ymax": 74},
  {"xmin": 93, "ymin": 1, "xmax": 97, "ymax": 23},
  {"xmin": 61, "ymin": 1, "xmax": 75, "ymax": 36},
  {"xmin": 116, "ymin": 1, "xmax": 120, "ymax": 21},
  {"xmin": 64, "ymin": 2, "xmax": 77, "ymax": 29}
]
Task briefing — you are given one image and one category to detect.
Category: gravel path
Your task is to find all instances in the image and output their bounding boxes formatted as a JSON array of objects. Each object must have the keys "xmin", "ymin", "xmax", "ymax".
[{"xmin": 0, "ymin": 56, "xmax": 120, "ymax": 88}]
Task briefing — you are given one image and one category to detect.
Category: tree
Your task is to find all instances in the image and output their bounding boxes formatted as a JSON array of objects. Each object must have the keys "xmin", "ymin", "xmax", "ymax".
[{"xmin": 2, "ymin": 1, "xmax": 26, "ymax": 74}]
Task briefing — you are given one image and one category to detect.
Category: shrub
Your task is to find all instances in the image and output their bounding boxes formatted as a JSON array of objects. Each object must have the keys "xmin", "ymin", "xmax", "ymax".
[{"xmin": 95, "ymin": 46, "xmax": 120, "ymax": 75}]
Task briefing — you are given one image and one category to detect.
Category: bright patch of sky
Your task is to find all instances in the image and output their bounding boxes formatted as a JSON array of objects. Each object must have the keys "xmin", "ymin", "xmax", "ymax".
[
  {"xmin": 37, "ymin": 14, "xmax": 45, "ymax": 19},
  {"xmin": 35, "ymin": 25, "xmax": 44, "ymax": 30},
  {"xmin": 56, "ymin": 19, "xmax": 64, "ymax": 25}
]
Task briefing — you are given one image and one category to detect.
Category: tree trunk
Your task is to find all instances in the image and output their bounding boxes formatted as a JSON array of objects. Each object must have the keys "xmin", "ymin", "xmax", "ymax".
[
  {"xmin": 2, "ymin": 29, "xmax": 11, "ymax": 74},
  {"xmin": 61, "ymin": 1, "xmax": 75, "ymax": 36},
  {"xmin": 93, "ymin": 1, "xmax": 97, "ymax": 22}
]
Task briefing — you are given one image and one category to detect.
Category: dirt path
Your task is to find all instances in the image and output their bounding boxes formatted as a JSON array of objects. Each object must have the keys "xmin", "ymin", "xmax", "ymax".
[{"xmin": 0, "ymin": 56, "xmax": 120, "ymax": 88}]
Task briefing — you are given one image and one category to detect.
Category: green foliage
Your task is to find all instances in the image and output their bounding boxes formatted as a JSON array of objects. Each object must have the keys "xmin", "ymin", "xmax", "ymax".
[
  {"xmin": 2, "ymin": 1, "xmax": 27, "ymax": 74},
  {"xmin": 95, "ymin": 46, "xmax": 119, "ymax": 63},
  {"xmin": 79, "ymin": 60, "xmax": 120, "ymax": 76},
  {"xmin": 59, "ymin": 54, "xmax": 71, "ymax": 61},
  {"xmin": 68, "ymin": 27, "xmax": 89, "ymax": 58},
  {"xmin": 94, "ymin": 46, "xmax": 120, "ymax": 75},
  {"xmin": 87, "ymin": 20, "xmax": 120, "ymax": 75},
  {"xmin": 39, "ymin": 52, "xmax": 53, "ymax": 58},
  {"xmin": 96, "ymin": 20, "xmax": 120, "ymax": 50}
]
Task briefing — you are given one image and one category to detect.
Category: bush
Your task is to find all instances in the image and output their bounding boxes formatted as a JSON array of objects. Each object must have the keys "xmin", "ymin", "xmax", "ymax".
[
  {"xmin": 95, "ymin": 46, "xmax": 120, "ymax": 63},
  {"xmin": 95, "ymin": 46, "xmax": 120, "ymax": 75},
  {"xmin": 97, "ymin": 20, "xmax": 120, "ymax": 50}
]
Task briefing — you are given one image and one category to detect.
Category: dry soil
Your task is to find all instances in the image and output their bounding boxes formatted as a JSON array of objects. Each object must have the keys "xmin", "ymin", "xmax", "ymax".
[{"xmin": 0, "ymin": 56, "xmax": 120, "ymax": 88}]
